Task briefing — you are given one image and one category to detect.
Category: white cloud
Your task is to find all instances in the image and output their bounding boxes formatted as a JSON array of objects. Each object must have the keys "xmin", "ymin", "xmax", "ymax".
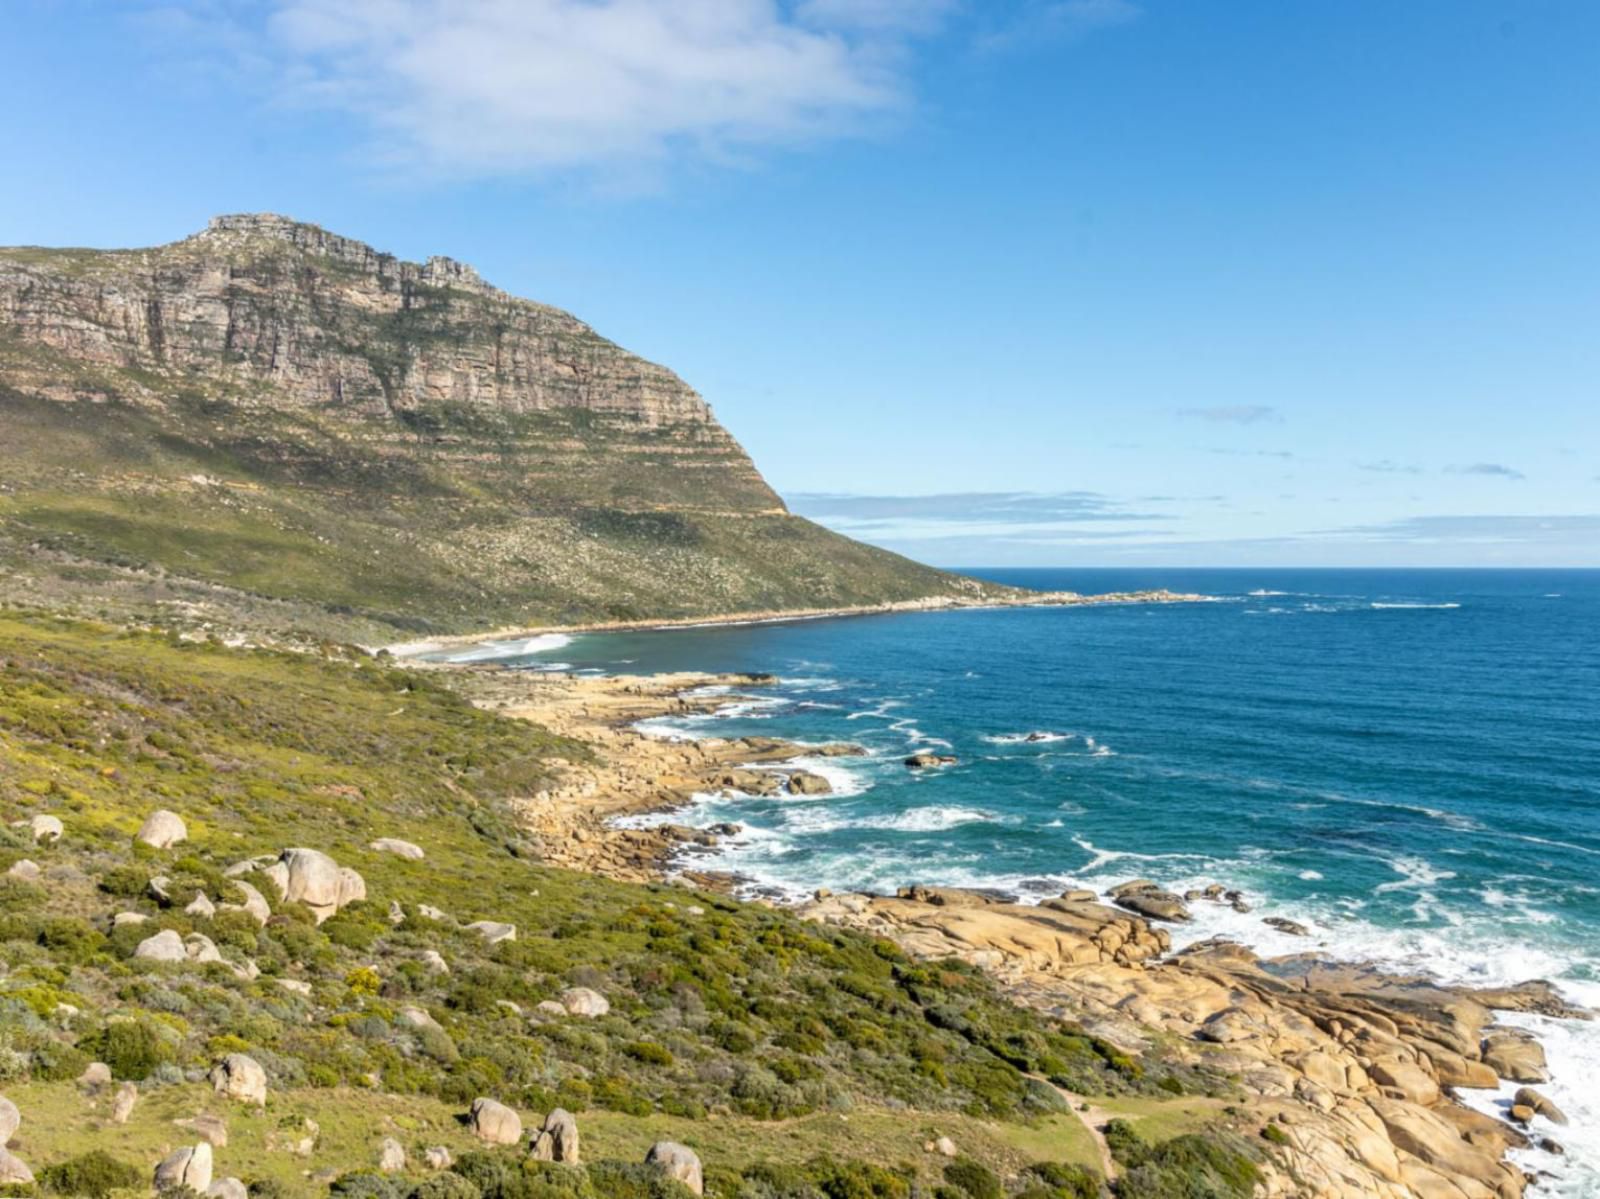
[{"xmin": 244, "ymin": 0, "xmax": 951, "ymax": 177}]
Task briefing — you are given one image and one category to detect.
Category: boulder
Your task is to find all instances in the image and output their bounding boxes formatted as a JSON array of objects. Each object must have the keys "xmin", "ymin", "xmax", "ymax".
[
  {"xmin": 1263, "ymin": 916, "xmax": 1309, "ymax": 936},
  {"xmin": 1058, "ymin": 889, "xmax": 1097, "ymax": 903},
  {"xmin": 78, "ymin": 1060, "xmax": 112, "ymax": 1090},
  {"xmin": 0, "ymin": 1094, "xmax": 19, "ymax": 1143},
  {"xmin": 137, "ymin": 809, "xmax": 188, "ymax": 849},
  {"xmin": 28, "ymin": 814, "xmax": 63, "ymax": 843},
  {"xmin": 1483, "ymin": 1030, "xmax": 1548, "ymax": 1082},
  {"xmin": 279, "ymin": 847, "xmax": 341, "ymax": 920},
  {"xmin": 186, "ymin": 892, "xmax": 217, "ymax": 918},
  {"xmin": 425, "ymin": 1147, "xmax": 453, "ymax": 1170},
  {"xmin": 644, "ymin": 1142, "xmax": 703, "ymax": 1196},
  {"xmin": 0, "ymin": 1150, "xmax": 34, "ymax": 1186},
  {"xmin": 786, "ymin": 771, "xmax": 832, "ymax": 796},
  {"xmin": 1111, "ymin": 887, "xmax": 1191, "ymax": 923},
  {"xmin": 1513, "ymin": 1087, "xmax": 1567, "ymax": 1125},
  {"xmin": 135, "ymin": 928, "xmax": 187, "ymax": 962},
  {"xmin": 188, "ymin": 1113, "xmax": 229, "ymax": 1147},
  {"xmin": 206, "ymin": 1179, "xmax": 248, "ymax": 1199},
  {"xmin": 6, "ymin": 860, "xmax": 40, "ymax": 882},
  {"xmin": 559, "ymin": 987, "xmax": 609, "ymax": 1018},
  {"xmin": 469, "ymin": 1097, "xmax": 522, "ymax": 1145},
  {"xmin": 420, "ymin": 949, "xmax": 450, "ymax": 975},
  {"xmin": 210, "ymin": 1053, "xmax": 268, "ymax": 1104},
  {"xmin": 185, "ymin": 932, "xmax": 224, "ymax": 964},
  {"xmin": 934, "ymin": 1136, "xmax": 959, "ymax": 1157},
  {"xmin": 222, "ymin": 881, "xmax": 271, "ymax": 926},
  {"xmin": 113, "ymin": 911, "xmax": 148, "ymax": 928},
  {"xmin": 467, "ymin": 921, "xmax": 516, "ymax": 945},
  {"xmin": 528, "ymin": 1108, "xmax": 579, "ymax": 1163},
  {"xmin": 378, "ymin": 1137, "xmax": 406, "ymax": 1172},
  {"xmin": 1368, "ymin": 1057, "xmax": 1440, "ymax": 1106},
  {"xmin": 1509, "ymin": 1103, "xmax": 1536, "ymax": 1125},
  {"xmin": 370, "ymin": 838, "xmax": 425, "ymax": 860},
  {"xmin": 904, "ymin": 752, "xmax": 957, "ymax": 769},
  {"xmin": 336, "ymin": 866, "xmax": 367, "ymax": 907},
  {"xmin": 154, "ymin": 1143, "xmax": 213, "ymax": 1194},
  {"xmin": 110, "ymin": 1081, "xmax": 138, "ymax": 1124}
]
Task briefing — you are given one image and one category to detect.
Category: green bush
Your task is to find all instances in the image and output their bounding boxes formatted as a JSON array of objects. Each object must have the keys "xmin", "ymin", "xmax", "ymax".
[
  {"xmin": 584, "ymin": 1162, "xmax": 693, "ymax": 1199},
  {"xmin": 408, "ymin": 1174, "xmax": 483, "ymax": 1199},
  {"xmin": 79, "ymin": 1018, "xmax": 176, "ymax": 1079},
  {"xmin": 37, "ymin": 1149, "xmax": 145, "ymax": 1197},
  {"xmin": 941, "ymin": 1159, "xmax": 1001, "ymax": 1199},
  {"xmin": 1019, "ymin": 1161, "xmax": 1102, "ymax": 1199},
  {"xmin": 330, "ymin": 1173, "xmax": 408, "ymax": 1199},
  {"xmin": 1111, "ymin": 1133, "xmax": 1259, "ymax": 1199}
]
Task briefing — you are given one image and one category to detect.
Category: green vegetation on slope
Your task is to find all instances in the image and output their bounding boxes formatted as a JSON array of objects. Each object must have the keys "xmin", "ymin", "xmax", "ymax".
[{"xmin": 0, "ymin": 613, "xmax": 1258, "ymax": 1196}]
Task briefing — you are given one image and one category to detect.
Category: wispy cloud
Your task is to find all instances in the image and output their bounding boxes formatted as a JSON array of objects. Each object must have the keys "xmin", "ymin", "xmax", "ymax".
[
  {"xmin": 1179, "ymin": 404, "xmax": 1279, "ymax": 425},
  {"xmin": 1209, "ymin": 447, "xmax": 1295, "ymax": 460},
  {"xmin": 976, "ymin": 0, "xmax": 1141, "ymax": 52},
  {"xmin": 788, "ymin": 491, "xmax": 1158, "ymax": 523},
  {"xmin": 1447, "ymin": 462, "xmax": 1526, "ymax": 480},
  {"xmin": 1311, "ymin": 514, "xmax": 1598, "ymax": 543},
  {"xmin": 1358, "ymin": 460, "xmax": 1424, "ymax": 475}
]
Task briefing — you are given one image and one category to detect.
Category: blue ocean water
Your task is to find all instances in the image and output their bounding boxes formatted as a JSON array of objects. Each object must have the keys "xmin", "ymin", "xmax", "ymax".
[{"xmin": 439, "ymin": 569, "xmax": 1600, "ymax": 1192}]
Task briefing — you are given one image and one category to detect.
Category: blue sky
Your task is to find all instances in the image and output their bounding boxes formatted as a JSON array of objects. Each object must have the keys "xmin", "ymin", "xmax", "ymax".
[{"xmin": 4, "ymin": 0, "xmax": 1597, "ymax": 566}]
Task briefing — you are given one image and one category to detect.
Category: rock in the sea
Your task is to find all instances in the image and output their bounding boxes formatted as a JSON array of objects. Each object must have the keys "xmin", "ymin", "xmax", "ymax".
[
  {"xmin": 528, "ymin": 1108, "xmax": 579, "ymax": 1163},
  {"xmin": 1107, "ymin": 881, "xmax": 1191, "ymax": 923},
  {"xmin": 137, "ymin": 809, "xmax": 188, "ymax": 849},
  {"xmin": 0, "ymin": 1150, "xmax": 34, "ymax": 1186},
  {"xmin": 559, "ymin": 987, "xmax": 609, "ymax": 1018},
  {"xmin": 1483, "ymin": 1030, "xmax": 1549, "ymax": 1082},
  {"xmin": 1058, "ymin": 889, "xmax": 1097, "ymax": 904},
  {"xmin": 370, "ymin": 837, "xmax": 425, "ymax": 860},
  {"xmin": 0, "ymin": 1094, "xmax": 20, "ymax": 1142},
  {"xmin": 1514, "ymin": 1087, "xmax": 1567, "ymax": 1125},
  {"xmin": 467, "ymin": 920, "xmax": 516, "ymax": 945},
  {"xmin": 786, "ymin": 770, "xmax": 832, "ymax": 796},
  {"xmin": 644, "ymin": 1141, "xmax": 702, "ymax": 1195},
  {"xmin": 1263, "ymin": 916, "xmax": 1309, "ymax": 936},
  {"xmin": 135, "ymin": 928, "xmax": 188, "ymax": 962},
  {"xmin": 378, "ymin": 1137, "xmax": 406, "ymax": 1172},
  {"xmin": 210, "ymin": 1053, "xmax": 268, "ymax": 1104},
  {"xmin": 27, "ymin": 814, "xmax": 63, "ymax": 843},
  {"xmin": 154, "ymin": 1143, "xmax": 213, "ymax": 1194},
  {"xmin": 904, "ymin": 752, "xmax": 957, "ymax": 770},
  {"xmin": 470, "ymin": 1097, "xmax": 522, "ymax": 1145}
]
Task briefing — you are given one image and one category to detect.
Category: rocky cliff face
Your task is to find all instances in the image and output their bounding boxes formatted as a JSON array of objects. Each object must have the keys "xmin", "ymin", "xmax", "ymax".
[{"xmin": 0, "ymin": 216, "xmax": 986, "ymax": 639}]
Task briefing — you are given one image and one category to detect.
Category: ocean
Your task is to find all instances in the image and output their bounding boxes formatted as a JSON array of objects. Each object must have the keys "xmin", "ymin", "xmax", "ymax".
[{"xmin": 439, "ymin": 568, "xmax": 1600, "ymax": 1195}]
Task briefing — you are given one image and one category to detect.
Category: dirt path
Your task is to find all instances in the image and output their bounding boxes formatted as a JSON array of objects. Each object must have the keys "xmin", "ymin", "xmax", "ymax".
[{"xmin": 1031, "ymin": 1075, "xmax": 1118, "ymax": 1182}]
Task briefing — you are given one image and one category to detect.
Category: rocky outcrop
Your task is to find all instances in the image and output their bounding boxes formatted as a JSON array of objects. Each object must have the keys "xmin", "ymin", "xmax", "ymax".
[
  {"xmin": 801, "ymin": 883, "xmax": 1580, "ymax": 1199},
  {"xmin": 210, "ymin": 1053, "xmax": 268, "ymax": 1104},
  {"xmin": 644, "ymin": 1142, "xmax": 703, "ymax": 1196},
  {"xmin": 528, "ymin": 1109, "xmax": 579, "ymax": 1163},
  {"xmin": 370, "ymin": 838, "xmax": 425, "ymax": 861},
  {"xmin": 469, "ymin": 1098, "xmax": 522, "ymax": 1145},
  {"xmin": 154, "ymin": 1143, "xmax": 213, "ymax": 1194},
  {"xmin": 136, "ymin": 809, "xmax": 188, "ymax": 848}
]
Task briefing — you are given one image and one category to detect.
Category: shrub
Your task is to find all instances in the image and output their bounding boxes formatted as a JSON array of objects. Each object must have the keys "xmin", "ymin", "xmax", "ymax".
[
  {"xmin": 37, "ymin": 1149, "xmax": 145, "ymax": 1197},
  {"xmin": 1113, "ymin": 1134, "xmax": 1259, "ymax": 1199},
  {"xmin": 1019, "ymin": 1161, "xmax": 1102, "ymax": 1199},
  {"xmin": 80, "ymin": 1018, "xmax": 176, "ymax": 1079},
  {"xmin": 584, "ymin": 1162, "xmax": 694, "ymax": 1199},
  {"xmin": 623, "ymin": 1040, "xmax": 673, "ymax": 1066},
  {"xmin": 409, "ymin": 1175, "xmax": 483, "ymax": 1199},
  {"xmin": 330, "ymin": 1173, "xmax": 408, "ymax": 1199},
  {"xmin": 941, "ymin": 1159, "xmax": 1002, "ymax": 1199}
]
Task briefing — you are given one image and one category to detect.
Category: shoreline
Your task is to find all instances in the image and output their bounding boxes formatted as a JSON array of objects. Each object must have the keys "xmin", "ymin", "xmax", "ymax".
[
  {"xmin": 383, "ymin": 587, "xmax": 1212, "ymax": 657},
  {"xmin": 437, "ymin": 660, "xmax": 1591, "ymax": 1199}
]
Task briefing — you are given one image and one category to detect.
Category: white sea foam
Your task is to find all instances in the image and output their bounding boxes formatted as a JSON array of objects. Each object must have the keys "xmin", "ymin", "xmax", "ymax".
[
  {"xmin": 442, "ymin": 632, "xmax": 573, "ymax": 663},
  {"xmin": 1298, "ymin": 869, "xmax": 1324, "ymax": 880},
  {"xmin": 1369, "ymin": 601, "xmax": 1462, "ymax": 610}
]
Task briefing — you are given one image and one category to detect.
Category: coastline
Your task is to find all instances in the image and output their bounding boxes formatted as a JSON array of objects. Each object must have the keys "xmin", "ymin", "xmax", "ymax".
[
  {"xmin": 437, "ymin": 661, "xmax": 1591, "ymax": 1199},
  {"xmin": 383, "ymin": 587, "xmax": 1211, "ymax": 657}
]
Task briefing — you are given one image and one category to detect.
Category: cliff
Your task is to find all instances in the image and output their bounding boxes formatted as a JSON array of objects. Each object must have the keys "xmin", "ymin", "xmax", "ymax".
[{"xmin": 0, "ymin": 215, "xmax": 994, "ymax": 639}]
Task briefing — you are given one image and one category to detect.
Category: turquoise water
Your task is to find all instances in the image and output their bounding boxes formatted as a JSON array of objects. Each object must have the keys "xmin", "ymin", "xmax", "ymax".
[{"xmin": 439, "ymin": 569, "xmax": 1600, "ymax": 1192}]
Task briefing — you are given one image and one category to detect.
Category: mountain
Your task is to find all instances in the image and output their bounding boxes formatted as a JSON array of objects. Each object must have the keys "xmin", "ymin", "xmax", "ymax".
[{"xmin": 0, "ymin": 215, "xmax": 996, "ymax": 641}]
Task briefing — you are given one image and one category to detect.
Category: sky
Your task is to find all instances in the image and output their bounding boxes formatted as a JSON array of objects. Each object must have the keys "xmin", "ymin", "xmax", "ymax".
[{"xmin": 3, "ymin": 0, "xmax": 1598, "ymax": 567}]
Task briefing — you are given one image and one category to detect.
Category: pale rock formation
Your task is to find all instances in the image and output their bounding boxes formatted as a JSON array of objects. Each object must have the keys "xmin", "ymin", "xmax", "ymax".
[
  {"xmin": 6, "ymin": 860, "xmax": 40, "ymax": 881},
  {"xmin": 185, "ymin": 932, "xmax": 224, "ymax": 964},
  {"xmin": 469, "ymin": 1097, "xmax": 522, "ymax": 1145},
  {"xmin": 135, "ymin": 928, "xmax": 187, "ymax": 961},
  {"xmin": 206, "ymin": 1178, "xmax": 248, "ymax": 1199},
  {"xmin": 186, "ymin": 892, "xmax": 216, "ymax": 918},
  {"xmin": 1513, "ymin": 1087, "xmax": 1567, "ymax": 1125},
  {"xmin": 0, "ymin": 1094, "xmax": 20, "ymax": 1143},
  {"xmin": 137, "ymin": 809, "xmax": 188, "ymax": 848},
  {"xmin": 210, "ymin": 1053, "xmax": 268, "ymax": 1104},
  {"xmin": 467, "ymin": 920, "xmax": 516, "ymax": 944},
  {"xmin": 370, "ymin": 838, "xmax": 425, "ymax": 860},
  {"xmin": 559, "ymin": 987, "xmax": 609, "ymax": 1018},
  {"xmin": 378, "ymin": 1137, "xmax": 406, "ymax": 1172},
  {"xmin": 113, "ymin": 911, "xmax": 149, "ymax": 928},
  {"xmin": 0, "ymin": 1150, "xmax": 34, "ymax": 1186},
  {"xmin": 786, "ymin": 770, "xmax": 832, "ymax": 796},
  {"xmin": 187, "ymin": 1113, "xmax": 229, "ymax": 1147},
  {"xmin": 425, "ymin": 1146, "xmax": 453, "ymax": 1170},
  {"xmin": 276, "ymin": 978, "xmax": 313, "ymax": 997},
  {"xmin": 27, "ymin": 814, "xmax": 63, "ymax": 843},
  {"xmin": 644, "ymin": 1142, "xmax": 702, "ymax": 1195},
  {"xmin": 528, "ymin": 1108, "xmax": 579, "ymax": 1163},
  {"xmin": 222, "ymin": 880, "xmax": 271, "ymax": 926},
  {"xmin": 154, "ymin": 1143, "xmax": 213, "ymax": 1193},
  {"xmin": 78, "ymin": 1060, "xmax": 111, "ymax": 1089},
  {"xmin": 420, "ymin": 949, "xmax": 450, "ymax": 975}
]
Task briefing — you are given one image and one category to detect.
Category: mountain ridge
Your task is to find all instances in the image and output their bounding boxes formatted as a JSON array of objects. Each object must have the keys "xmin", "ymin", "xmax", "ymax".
[{"xmin": 0, "ymin": 215, "xmax": 1000, "ymax": 641}]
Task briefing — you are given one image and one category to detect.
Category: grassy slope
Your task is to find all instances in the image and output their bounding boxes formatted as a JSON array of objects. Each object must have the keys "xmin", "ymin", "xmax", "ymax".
[{"xmin": 0, "ymin": 613, "xmax": 1258, "ymax": 1198}]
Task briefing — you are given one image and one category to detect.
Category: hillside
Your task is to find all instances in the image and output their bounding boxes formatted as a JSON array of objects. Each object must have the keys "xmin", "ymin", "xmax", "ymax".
[
  {"xmin": 0, "ymin": 612, "xmax": 1261, "ymax": 1198},
  {"xmin": 0, "ymin": 216, "xmax": 996, "ymax": 642}
]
